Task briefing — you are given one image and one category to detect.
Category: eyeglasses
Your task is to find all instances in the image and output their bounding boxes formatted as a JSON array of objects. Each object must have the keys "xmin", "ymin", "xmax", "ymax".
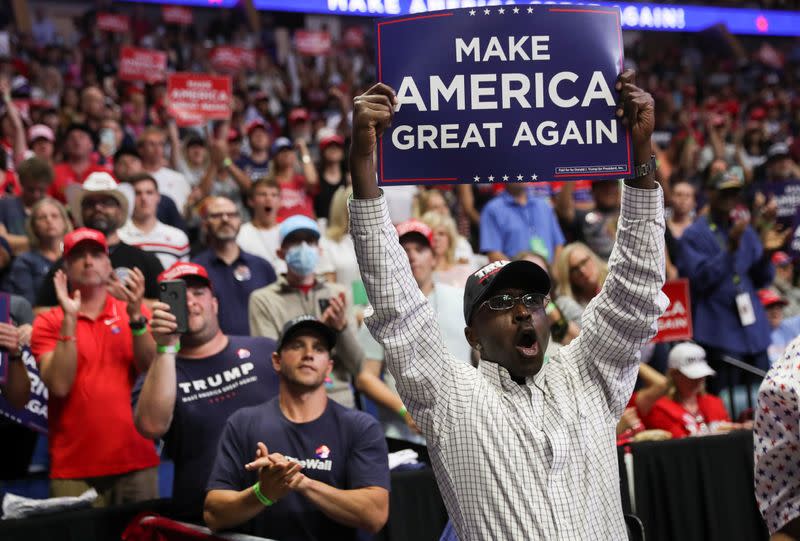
[
  {"xmin": 81, "ymin": 197, "xmax": 119, "ymax": 209},
  {"xmin": 479, "ymin": 293, "xmax": 548, "ymax": 313}
]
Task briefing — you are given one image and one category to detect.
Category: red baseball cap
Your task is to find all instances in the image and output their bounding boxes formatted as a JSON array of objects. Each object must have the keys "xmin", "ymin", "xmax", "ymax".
[
  {"xmin": 246, "ymin": 119, "xmax": 271, "ymax": 137},
  {"xmin": 320, "ymin": 134, "xmax": 345, "ymax": 151},
  {"xmin": 227, "ymin": 127, "xmax": 243, "ymax": 142},
  {"xmin": 63, "ymin": 228, "xmax": 108, "ymax": 259},
  {"xmin": 396, "ymin": 219, "xmax": 433, "ymax": 247},
  {"xmin": 772, "ymin": 251, "xmax": 792, "ymax": 267},
  {"xmin": 288, "ymin": 107, "xmax": 310, "ymax": 124},
  {"xmin": 158, "ymin": 262, "xmax": 212, "ymax": 289},
  {"xmin": 758, "ymin": 289, "xmax": 787, "ymax": 308}
]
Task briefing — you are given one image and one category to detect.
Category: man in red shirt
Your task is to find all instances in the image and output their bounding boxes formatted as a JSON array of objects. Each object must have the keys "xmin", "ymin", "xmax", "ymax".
[
  {"xmin": 31, "ymin": 228, "xmax": 160, "ymax": 505},
  {"xmin": 50, "ymin": 124, "xmax": 110, "ymax": 203}
]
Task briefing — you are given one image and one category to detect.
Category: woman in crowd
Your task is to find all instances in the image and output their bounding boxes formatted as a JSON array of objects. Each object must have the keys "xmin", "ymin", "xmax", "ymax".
[
  {"xmin": 417, "ymin": 189, "xmax": 477, "ymax": 265},
  {"xmin": 314, "ymin": 133, "xmax": 346, "ymax": 220},
  {"xmin": 641, "ymin": 342, "xmax": 748, "ymax": 438},
  {"xmin": 269, "ymin": 136, "xmax": 318, "ymax": 221},
  {"xmin": 319, "ymin": 186, "xmax": 362, "ymax": 296},
  {"xmin": 553, "ymin": 241, "xmax": 608, "ymax": 310},
  {"xmin": 422, "ymin": 210, "xmax": 476, "ymax": 288},
  {"xmin": 3, "ymin": 198, "xmax": 71, "ymax": 305}
]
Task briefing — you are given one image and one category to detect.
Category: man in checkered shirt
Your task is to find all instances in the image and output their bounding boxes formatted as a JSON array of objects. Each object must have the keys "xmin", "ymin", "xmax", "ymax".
[{"xmin": 348, "ymin": 70, "xmax": 668, "ymax": 540}]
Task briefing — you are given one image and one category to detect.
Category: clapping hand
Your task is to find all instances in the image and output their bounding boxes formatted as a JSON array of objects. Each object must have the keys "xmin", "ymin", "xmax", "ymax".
[
  {"xmin": 245, "ymin": 442, "xmax": 306, "ymax": 502},
  {"xmin": 54, "ymin": 270, "xmax": 81, "ymax": 317},
  {"xmin": 321, "ymin": 292, "xmax": 348, "ymax": 332}
]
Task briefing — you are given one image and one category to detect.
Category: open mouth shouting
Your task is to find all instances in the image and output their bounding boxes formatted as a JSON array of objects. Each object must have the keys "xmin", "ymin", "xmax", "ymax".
[{"xmin": 515, "ymin": 327, "xmax": 540, "ymax": 359}]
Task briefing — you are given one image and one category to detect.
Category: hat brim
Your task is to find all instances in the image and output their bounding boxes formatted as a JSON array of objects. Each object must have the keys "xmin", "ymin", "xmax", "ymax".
[
  {"xmin": 466, "ymin": 260, "xmax": 551, "ymax": 323},
  {"xmin": 678, "ymin": 362, "xmax": 716, "ymax": 380},
  {"xmin": 278, "ymin": 320, "xmax": 337, "ymax": 351},
  {"xmin": 764, "ymin": 299, "xmax": 788, "ymax": 308},
  {"xmin": 398, "ymin": 231, "xmax": 432, "ymax": 248},
  {"xmin": 67, "ymin": 186, "xmax": 130, "ymax": 228},
  {"xmin": 716, "ymin": 181, "xmax": 744, "ymax": 191},
  {"xmin": 281, "ymin": 227, "xmax": 321, "ymax": 246},
  {"xmin": 65, "ymin": 238, "xmax": 107, "ymax": 259}
]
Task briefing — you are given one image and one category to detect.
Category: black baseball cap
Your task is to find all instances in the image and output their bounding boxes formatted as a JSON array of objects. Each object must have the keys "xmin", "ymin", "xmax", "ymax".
[
  {"xmin": 463, "ymin": 260, "xmax": 551, "ymax": 324},
  {"xmin": 277, "ymin": 315, "xmax": 337, "ymax": 351}
]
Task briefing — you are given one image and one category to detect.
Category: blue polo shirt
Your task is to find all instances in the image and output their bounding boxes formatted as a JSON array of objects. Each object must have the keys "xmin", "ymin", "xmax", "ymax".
[
  {"xmin": 479, "ymin": 189, "xmax": 565, "ymax": 262},
  {"xmin": 676, "ymin": 215, "xmax": 773, "ymax": 356},
  {"xmin": 192, "ymin": 249, "xmax": 276, "ymax": 335},
  {"xmin": 0, "ymin": 196, "xmax": 26, "ymax": 236}
]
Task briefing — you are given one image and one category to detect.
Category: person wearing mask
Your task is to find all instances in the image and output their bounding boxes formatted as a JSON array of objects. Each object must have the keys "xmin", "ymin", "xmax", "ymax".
[
  {"xmin": 133, "ymin": 262, "xmax": 280, "ymax": 520},
  {"xmin": 192, "ymin": 196, "xmax": 276, "ymax": 336},
  {"xmin": 236, "ymin": 120, "xmax": 272, "ymax": 182},
  {"xmin": 236, "ymin": 179, "xmax": 284, "ymax": 275},
  {"xmin": 479, "ymin": 182, "xmax": 565, "ymax": 264},
  {"xmin": 4, "ymin": 198, "xmax": 71, "ymax": 305},
  {"xmin": 314, "ymin": 134, "xmax": 346, "ymax": 221},
  {"xmin": 641, "ymin": 343, "xmax": 746, "ymax": 438},
  {"xmin": 50, "ymin": 124, "xmax": 110, "ymax": 203},
  {"xmin": 137, "ymin": 126, "xmax": 192, "ymax": 213},
  {"xmin": 35, "ymin": 172, "xmax": 164, "ymax": 312},
  {"xmin": 677, "ymin": 170, "xmax": 785, "ymax": 392},
  {"xmin": 0, "ymin": 157, "xmax": 54, "ymax": 254},
  {"xmin": 269, "ymin": 137, "xmax": 318, "ymax": 222},
  {"xmin": 118, "ymin": 173, "xmax": 189, "ymax": 269},
  {"xmin": 553, "ymin": 241, "xmax": 608, "ymax": 311},
  {"xmin": 31, "ymin": 228, "xmax": 159, "ymax": 504},
  {"xmin": 203, "ymin": 315, "xmax": 390, "ymax": 540},
  {"xmin": 248, "ymin": 215, "xmax": 378, "ymax": 409},
  {"xmin": 347, "ymin": 74, "xmax": 666, "ymax": 539}
]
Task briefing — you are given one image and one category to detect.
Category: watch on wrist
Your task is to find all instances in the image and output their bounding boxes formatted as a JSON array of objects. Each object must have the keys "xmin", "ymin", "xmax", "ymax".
[
  {"xmin": 631, "ymin": 155, "xmax": 657, "ymax": 179},
  {"xmin": 301, "ymin": 154, "xmax": 312, "ymax": 164},
  {"xmin": 129, "ymin": 316, "xmax": 148, "ymax": 331}
]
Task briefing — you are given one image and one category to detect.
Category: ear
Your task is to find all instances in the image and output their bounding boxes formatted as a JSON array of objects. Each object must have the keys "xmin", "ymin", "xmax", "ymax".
[
  {"xmin": 464, "ymin": 325, "xmax": 481, "ymax": 351},
  {"xmin": 277, "ymin": 247, "xmax": 286, "ymax": 260},
  {"xmin": 272, "ymin": 351, "xmax": 281, "ymax": 373},
  {"xmin": 212, "ymin": 296, "xmax": 219, "ymax": 316},
  {"xmin": 324, "ymin": 355, "xmax": 334, "ymax": 378}
]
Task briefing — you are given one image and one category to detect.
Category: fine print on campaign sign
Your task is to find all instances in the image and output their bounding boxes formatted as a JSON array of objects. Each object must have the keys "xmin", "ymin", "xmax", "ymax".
[{"xmin": 375, "ymin": 5, "xmax": 633, "ymax": 186}]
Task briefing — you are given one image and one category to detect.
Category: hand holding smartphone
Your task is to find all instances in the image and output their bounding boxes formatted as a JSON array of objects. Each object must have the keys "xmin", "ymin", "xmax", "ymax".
[{"xmin": 159, "ymin": 280, "xmax": 188, "ymax": 334}]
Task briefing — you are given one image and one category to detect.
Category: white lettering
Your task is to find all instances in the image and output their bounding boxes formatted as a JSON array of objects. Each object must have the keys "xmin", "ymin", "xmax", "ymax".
[
  {"xmin": 471, "ymin": 74, "xmax": 497, "ymax": 110},
  {"xmin": 501, "ymin": 73, "xmax": 531, "ymax": 109},
  {"xmin": 430, "ymin": 75, "xmax": 465, "ymax": 111},
  {"xmin": 396, "ymin": 76, "xmax": 427, "ymax": 112},
  {"xmin": 549, "ymin": 71, "xmax": 579, "ymax": 108}
]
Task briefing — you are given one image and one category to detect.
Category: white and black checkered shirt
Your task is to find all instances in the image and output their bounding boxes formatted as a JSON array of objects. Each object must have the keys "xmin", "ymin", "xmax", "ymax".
[{"xmin": 350, "ymin": 184, "xmax": 667, "ymax": 540}]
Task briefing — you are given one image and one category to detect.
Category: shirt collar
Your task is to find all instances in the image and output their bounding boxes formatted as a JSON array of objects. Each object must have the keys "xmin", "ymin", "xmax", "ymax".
[
  {"xmin": 479, "ymin": 360, "xmax": 540, "ymax": 394},
  {"xmin": 277, "ymin": 274, "xmax": 326, "ymax": 293}
]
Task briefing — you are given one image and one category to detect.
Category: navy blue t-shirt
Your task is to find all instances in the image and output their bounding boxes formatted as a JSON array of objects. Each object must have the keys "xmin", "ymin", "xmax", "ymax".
[
  {"xmin": 235, "ymin": 155, "xmax": 270, "ymax": 182},
  {"xmin": 207, "ymin": 397, "xmax": 390, "ymax": 541},
  {"xmin": 132, "ymin": 336, "xmax": 280, "ymax": 519},
  {"xmin": 0, "ymin": 196, "xmax": 26, "ymax": 235},
  {"xmin": 191, "ymin": 249, "xmax": 276, "ymax": 336}
]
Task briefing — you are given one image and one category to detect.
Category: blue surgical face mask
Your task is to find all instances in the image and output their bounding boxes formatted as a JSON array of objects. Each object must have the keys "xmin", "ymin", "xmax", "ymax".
[{"xmin": 285, "ymin": 242, "xmax": 319, "ymax": 277}]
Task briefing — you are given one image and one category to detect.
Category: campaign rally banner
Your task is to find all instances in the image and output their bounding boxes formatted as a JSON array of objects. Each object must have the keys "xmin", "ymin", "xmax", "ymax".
[
  {"xmin": 343, "ymin": 27, "xmax": 366, "ymax": 49},
  {"xmin": 209, "ymin": 46, "xmax": 257, "ymax": 73},
  {"xmin": 97, "ymin": 12, "xmax": 131, "ymax": 33},
  {"xmin": 295, "ymin": 30, "xmax": 333, "ymax": 56},
  {"xmin": 167, "ymin": 73, "xmax": 232, "ymax": 127},
  {"xmin": 0, "ymin": 347, "xmax": 48, "ymax": 433},
  {"xmin": 759, "ymin": 180, "xmax": 800, "ymax": 228},
  {"xmin": 653, "ymin": 279, "xmax": 693, "ymax": 343},
  {"xmin": 374, "ymin": 6, "xmax": 632, "ymax": 186},
  {"xmin": 162, "ymin": 5, "xmax": 193, "ymax": 25},
  {"xmin": 119, "ymin": 47, "xmax": 168, "ymax": 83}
]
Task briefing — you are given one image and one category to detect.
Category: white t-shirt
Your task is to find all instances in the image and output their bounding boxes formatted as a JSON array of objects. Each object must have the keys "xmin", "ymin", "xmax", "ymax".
[
  {"xmin": 117, "ymin": 220, "xmax": 190, "ymax": 269},
  {"xmin": 383, "ymin": 185, "xmax": 418, "ymax": 224},
  {"xmin": 236, "ymin": 222, "xmax": 285, "ymax": 274},
  {"xmin": 152, "ymin": 167, "xmax": 191, "ymax": 212},
  {"xmin": 320, "ymin": 235, "xmax": 361, "ymax": 292}
]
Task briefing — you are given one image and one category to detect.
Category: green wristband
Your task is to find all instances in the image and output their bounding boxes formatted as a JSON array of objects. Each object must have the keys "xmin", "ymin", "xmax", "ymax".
[
  {"xmin": 545, "ymin": 302, "xmax": 557, "ymax": 316},
  {"xmin": 131, "ymin": 326, "xmax": 148, "ymax": 337},
  {"xmin": 397, "ymin": 405, "xmax": 408, "ymax": 418},
  {"xmin": 157, "ymin": 343, "xmax": 180, "ymax": 354},
  {"xmin": 253, "ymin": 482, "xmax": 274, "ymax": 507}
]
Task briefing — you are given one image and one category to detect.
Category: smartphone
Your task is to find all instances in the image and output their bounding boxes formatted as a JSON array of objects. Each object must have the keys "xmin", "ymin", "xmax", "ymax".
[
  {"xmin": 159, "ymin": 280, "xmax": 188, "ymax": 334},
  {"xmin": 318, "ymin": 298, "xmax": 331, "ymax": 313}
]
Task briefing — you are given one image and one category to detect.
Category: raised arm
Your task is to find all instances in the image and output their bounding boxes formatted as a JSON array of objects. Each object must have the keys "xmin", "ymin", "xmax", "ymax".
[
  {"xmin": 348, "ymin": 83, "xmax": 458, "ymax": 437},
  {"xmin": 563, "ymin": 71, "xmax": 668, "ymax": 419}
]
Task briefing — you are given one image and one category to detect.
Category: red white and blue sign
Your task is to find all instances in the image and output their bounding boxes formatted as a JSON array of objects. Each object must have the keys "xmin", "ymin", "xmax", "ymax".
[{"xmin": 375, "ymin": 6, "xmax": 631, "ymax": 186}]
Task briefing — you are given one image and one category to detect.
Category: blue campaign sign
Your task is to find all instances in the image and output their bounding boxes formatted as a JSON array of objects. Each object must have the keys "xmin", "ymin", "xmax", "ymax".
[
  {"xmin": 375, "ymin": 5, "xmax": 632, "ymax": 186},
  {"xmin": 0, "ymin": 347, "xmax": 48, "ymax": 433}
]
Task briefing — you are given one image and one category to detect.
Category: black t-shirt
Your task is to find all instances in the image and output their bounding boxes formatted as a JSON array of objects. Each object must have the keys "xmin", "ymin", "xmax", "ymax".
[
  {"xmin": 207, "ymin": 397, "xmax": 390, "ymax": 541},
  {"xmin": 314, "ymin": 167, "xmax": 345, "ymax": 220},
  {"xmin": 132, "ymin": 336, "xmax": 280, "ymax": 520},
  {"xmin": 34, "ymin": 241, "xmax": 164, "ymax": 307}
]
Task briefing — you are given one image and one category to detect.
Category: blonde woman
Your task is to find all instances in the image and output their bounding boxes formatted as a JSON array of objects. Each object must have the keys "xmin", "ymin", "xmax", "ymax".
[
  {"xmin": 419, "ymin": 211, "xmax": 475, "ymax": 288},
  {"xmin": 553, "ymin": 241, "xmax": 609, "ymax": 310},
  {"xmin": 320, "ymin": 186, "xmax": 361, "ymax": 292},
  {"xmin": 4, "ymin": 197, "xmax": 71, "ymax": 304}
]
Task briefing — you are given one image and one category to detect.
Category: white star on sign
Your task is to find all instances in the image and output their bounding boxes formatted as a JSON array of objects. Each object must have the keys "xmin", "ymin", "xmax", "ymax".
[
  {"xmin": 512, "ymin": 7, "xmax": 520, "ymax": 13},
  {"xmin": 531, "ymin": 174, "xmax": 538, "ymax": 181},
  {"xmin": 502, "ymin": 174, "xmax": 509, "ymax": 181},
  {"xmin": 527, "ymin": 7, "xmax": 534, "ymax": 13},
  {"xmin": 473, "ymin": 175, "xmax": 480, "ymax": 182},
  {"xmin": 484, "ymin": 8, "xmax": 491, "ymax": 14},
  {"xmin": 469, "ymin": 9, "xmax": 476, "ymax": 15},
  {"xmin": 516, "ymin": 174, "xmax": 523, "ymax": 181},
  {"xmin": 488, "ymin": 175, "xmax": 495, "ymax": 181},
  {"xmin": 498, "ymin": 8, "xmax": 505, "ymax": 14}
]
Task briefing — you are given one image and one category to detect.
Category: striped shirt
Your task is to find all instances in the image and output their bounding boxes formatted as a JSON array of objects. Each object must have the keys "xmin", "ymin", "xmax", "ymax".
[
  {"xmin": 349, "ymin": 184, "xmax": 667, "ymax": 540},
  {"xmin": 117, "ymin": 220, "xmax": 190, "ymax": 269}
]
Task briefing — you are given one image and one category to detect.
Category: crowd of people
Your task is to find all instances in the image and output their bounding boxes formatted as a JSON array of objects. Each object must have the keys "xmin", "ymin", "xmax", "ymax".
[{"xmin": 0, "ymin": 1, "xmax": 799, "ymax": 540}]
